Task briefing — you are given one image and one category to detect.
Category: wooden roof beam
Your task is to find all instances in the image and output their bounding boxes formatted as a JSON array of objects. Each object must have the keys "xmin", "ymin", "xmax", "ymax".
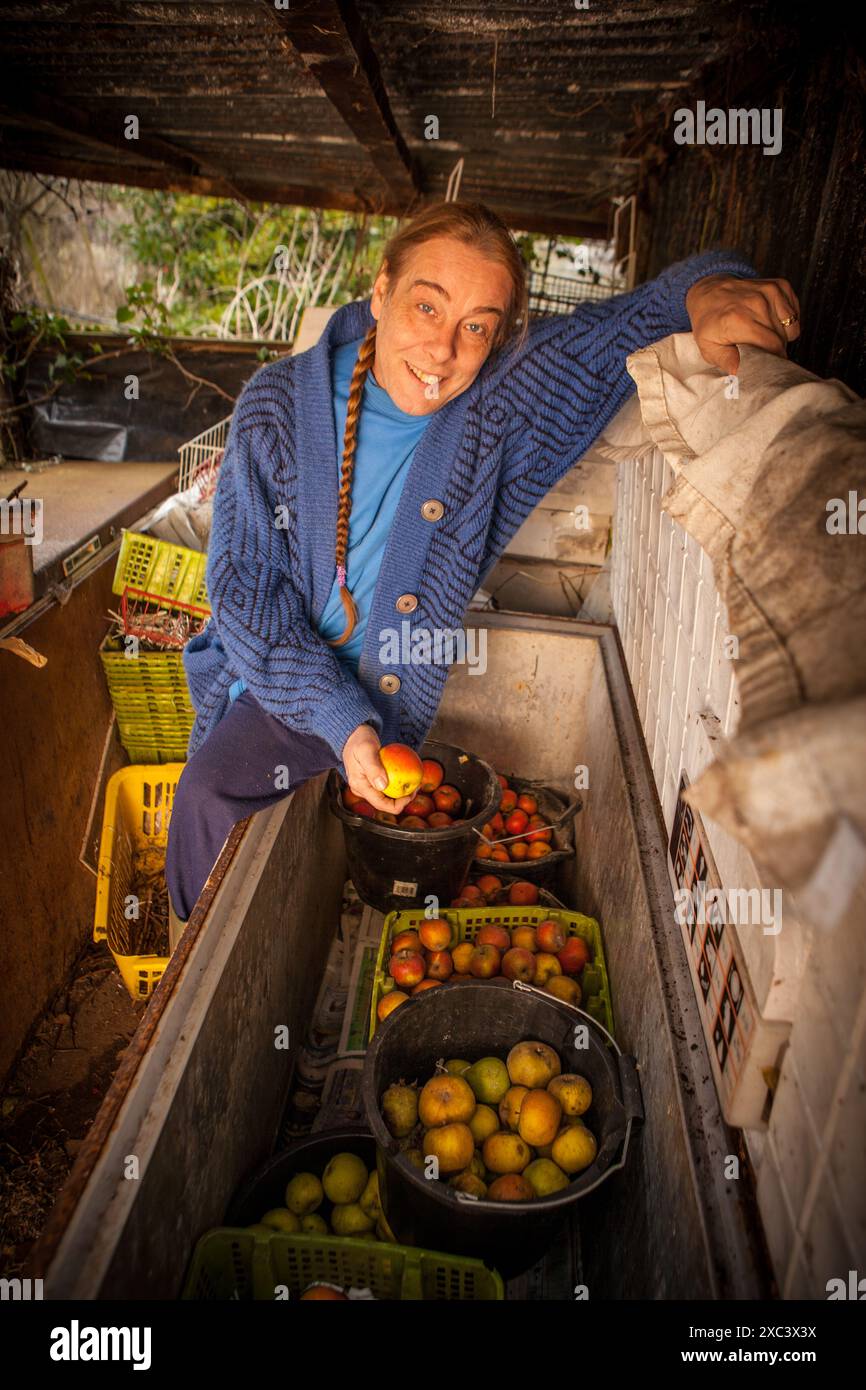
[
  {"xmin": 0, "ymin": 89, "xmax": 245, "ymax": 196},
  {"xmin": 262, "ymin": 0, "xmax": 420, "ymax": 208}
]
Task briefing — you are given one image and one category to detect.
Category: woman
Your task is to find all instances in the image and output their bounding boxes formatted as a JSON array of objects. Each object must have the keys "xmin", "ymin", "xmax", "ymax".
[{"xmin": 165, "ymin": 201, "xmax": 800, "ymax": 937}]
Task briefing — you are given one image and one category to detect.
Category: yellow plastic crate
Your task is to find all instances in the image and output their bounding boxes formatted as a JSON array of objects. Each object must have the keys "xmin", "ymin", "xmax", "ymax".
[
  {"xmin": 94, "ymin": 764, "xmax": 184, "ymax": 999},
  {"xmin": 370, "ymin": 904, "xmax": 614, "ymax": 1040},
  {"xmin": 113, "ymin": 530, "xmax": 209, "ymax": 610}
]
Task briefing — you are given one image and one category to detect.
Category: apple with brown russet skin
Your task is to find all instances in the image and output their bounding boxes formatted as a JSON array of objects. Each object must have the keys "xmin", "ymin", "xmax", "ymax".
[
  {"xmin": 452, "ymin": 942, "xmax": 475, "ymax": 973},
  {"xmin": 512, "ymin": 925, "xmax": 538, "ymax": 952},
  {"xmin": 427, "ymin": 811, "xmax": 453, "ymax": 828},
  {"xmin": 389, "ymin": 949, "xmax": 426, "ymax": 988},
  {"xmin": 377, "ymin": 991, "xmax": 409, "ymax": 1022},
  {"xmin": 499, "ymin": 789, "xmax": 518, "ymax": 814},
  {"xmin": 527, "ymin": 841, "xmax": 551, "ymax": 858},
  {"xmin": 419, "ymin": 758, "xmax": 445, "ymax": 793},
  {"xmin": 412, "ymin": 978, "xmax": 442, "ymax": 994},
  {"xmin": 469, "ymin": 944, "xmax": 501, "ymax": 978},
  {"xmin": 546, "ymin": 975, "xmax": 581, "ymax": 1006},
  {"xmin": 476, "ymin": 923, "xmax": 510, "ymax": 951},
  {"xmin": 399, "ymin": 815, "xmax": 428, "ymax": 830},
  {"xmin": 433, "ymin": 784, "xmax": 461, "ymax": 815},
  {"xmin": 424, "ymin": 949, "xmax": 453, "ymax": 980},
  {"xmin": 558, "ymin": 937, "xmax": 591, "ymax": 974},
  {"xmin": 375, "ymin": 810, "xmax": 399, "ymax": 825},
  {"xmin": 536, "ymin": 919, "xmax": 567, "ymax": 953},
  {"xmin": 534, "ymin": 952, "xmax": 563, "ymax": 987},
  {"xmin": 501, "ymin": 947, "xmax": 536, "ymax": 983}
]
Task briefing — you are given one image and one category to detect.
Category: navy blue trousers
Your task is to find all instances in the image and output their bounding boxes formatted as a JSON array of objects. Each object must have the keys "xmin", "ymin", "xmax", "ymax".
[{"xmin": 165, "ymin": 689, "xmax": 337, "ymax": 920}]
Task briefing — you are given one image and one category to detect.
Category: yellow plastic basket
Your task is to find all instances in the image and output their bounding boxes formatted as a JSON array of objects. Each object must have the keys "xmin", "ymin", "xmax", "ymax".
[
  {"xmin": 370, "ymin": 904, "xmax": 614, "ymax": 1041},
  {"xmin": 93, "ymin": 764, "xmax": 184, "ymax": 999},
  {"xmin": 112, "ymin": 530, "xmax": 209, "ymax": 610}
]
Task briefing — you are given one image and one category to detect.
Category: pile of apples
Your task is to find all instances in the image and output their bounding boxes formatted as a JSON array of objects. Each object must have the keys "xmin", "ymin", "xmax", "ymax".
[
  {"xmin": 380, "ymin": 1041, "xmax": 598, "ymax": 1202},
  {"xmin": 245, "ymin": 1150, "xmax": 397, "ymax": 1247},
  {"xmin": 342, "ymin": 751, "xmax": 468, "ymax": 830},
  {"xmin": 474, "ymin": 772, "xmax": 555, "ymax": 865},
  {"xmin": 377, "ymin": 907, "xmax": 592, "ymax": 1023}
]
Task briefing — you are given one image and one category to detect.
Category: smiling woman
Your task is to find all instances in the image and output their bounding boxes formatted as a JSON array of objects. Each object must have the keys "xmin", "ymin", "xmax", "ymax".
[
  {"xmin": 327, "ymin": 205, "xmax": 529, "ymax": 651},
  {"xmin": 165, "ymin": 198, "xmax": 787, "ymax": 928}
]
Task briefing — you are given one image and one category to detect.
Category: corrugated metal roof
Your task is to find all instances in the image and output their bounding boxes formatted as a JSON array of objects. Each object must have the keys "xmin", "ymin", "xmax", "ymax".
[{"xmin": 0, "ymin": 1, "xmax": 762, "ymax": 232}]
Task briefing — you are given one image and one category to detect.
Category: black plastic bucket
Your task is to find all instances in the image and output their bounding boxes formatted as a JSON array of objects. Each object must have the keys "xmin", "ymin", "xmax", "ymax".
[
  {"xmin": 362, "ymin": 979, "xmax": 643, "ymax": 1279},
  {"xmin": 327, "ymin": 739, "xmax": 500, "ymax": 914},
  {"xmin": 225, "ymin": 1127, "xmax": 374, "ymax": 1226}
]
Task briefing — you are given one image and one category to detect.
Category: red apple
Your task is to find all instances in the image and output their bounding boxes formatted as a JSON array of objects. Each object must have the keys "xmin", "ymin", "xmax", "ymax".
[
  {"xmin": 433, "ymin": 785, "xmax": 462, "ymax": 815},
  {"xmin": 496, "ymin": 773, "xmax": 510, "ymax": 790},
  {"xmin": 558, "ymin": 936, "xmax": 591, "ymax": 975},
  {"xmin": 352, "ymin": 799, "xmax": 376, "ymax": 820},
  {"xmin": 419, "ymin": 918, "xmax": 451, "ymax": 951},
  {"xmin": 424, "ymin": 949, "xmax": 453, "ymax": 980},
  {"xmin": 536, "ymin": 919, "xmax": 567, "ymax": 953},
  {"xmin": 391, "ymin": 929, "xmax": 421, "ymax": 954},
  {"xmin": 404, "ymin": 792, "xmax": 435, "ymax": 818},
  {"xmin": 379, "ymin": 743, "xmax": 423, "ymax": 799},
  {"xmin": 389, "ymin": 949, "xmax": 426, "ymax": 988},
  {"xmin": 419, "ymin": 758, "xmax": 445, "ymax": 793},
  {"xmin": 476, "ymin": 923, "xmax": 511, "ymax": 951},
  {"xmin": 500, "ymin": 789, "xmax": 518, "ymax": 814},
  {"xmin": 505, "ymin": 809, "xmax": 529, "ymax": 836},
  {"xmin": 517, "ymin": 793, "xmax": 539, "ymax": 816},
  {"xmin": 501, "ymin": 947, "xmax": 537, "ymax": 983},
  {"xmin": 526, "ymin": 815, "xmax": 553, "ymax": 844},
  {"xmin": 475, "ymin": 874, "xmax": 503, "ymax": 901}
]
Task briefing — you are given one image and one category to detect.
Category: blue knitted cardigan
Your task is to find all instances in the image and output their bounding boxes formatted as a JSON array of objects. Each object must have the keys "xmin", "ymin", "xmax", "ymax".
[{"xmin": 184, "ymin": 248, "xmax": 757, "ymax": 776}]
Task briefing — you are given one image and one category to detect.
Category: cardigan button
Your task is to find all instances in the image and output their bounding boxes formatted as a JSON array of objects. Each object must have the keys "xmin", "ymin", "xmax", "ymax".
[
  {"xmin": 379, "ymin": 674, "xmax": 401, "ymax": 694},
  {"xmin": 421, "ymin": 498, "xmax": 444, "ymax": 522},
  {"xmin": 395, "ymin": 593, "xmax": 418, "ymax": 614}
]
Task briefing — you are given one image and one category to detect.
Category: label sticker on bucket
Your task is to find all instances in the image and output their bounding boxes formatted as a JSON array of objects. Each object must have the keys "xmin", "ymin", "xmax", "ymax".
[{"xmin": 392, "ymin": 879, "xmax": 418, "ymax": 897}]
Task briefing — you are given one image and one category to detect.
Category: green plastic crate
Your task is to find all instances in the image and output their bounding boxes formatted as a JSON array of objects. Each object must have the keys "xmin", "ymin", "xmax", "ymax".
[
  {"xmin": 113, "ymin": 530, "xmax": 209, "ymax": 610},
  {"xmin": 182, "ymin": 1228, "xmax": 504, "ymax": 1301},
  {"xmin": 371, "ymin": 904, "xmax": 614, "ymax": 1040},
  {"xmin": 100, "ymin": 637, "xmax": 195, "ymax": 763}
]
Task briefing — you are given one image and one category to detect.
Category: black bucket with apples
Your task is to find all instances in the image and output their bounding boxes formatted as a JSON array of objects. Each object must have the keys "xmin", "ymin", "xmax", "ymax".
[
  {"xmin": 361, "ymin": 979, "xmax": 643, "ymax": 1279},
  {"xmin": 327, "ymin": 739, "xmax": 500, "ymax": 915}
]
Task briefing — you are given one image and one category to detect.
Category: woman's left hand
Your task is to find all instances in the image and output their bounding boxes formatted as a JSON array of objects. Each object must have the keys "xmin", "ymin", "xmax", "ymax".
[{"xmin": 685, "ymin": 273, "xmax": 801, "ymax": 375}]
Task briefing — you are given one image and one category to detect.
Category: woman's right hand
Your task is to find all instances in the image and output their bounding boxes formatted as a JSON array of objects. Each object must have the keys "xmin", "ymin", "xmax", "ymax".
[{"xmin": 342, "ymin": 723, "xmax": 414, "ymax": 815}]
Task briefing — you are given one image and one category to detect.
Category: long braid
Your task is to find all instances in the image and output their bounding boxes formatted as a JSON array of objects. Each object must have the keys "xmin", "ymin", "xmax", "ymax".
[{"xmin": 327, "ymin": 324, "xmax": 377, "ymax": 647}]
